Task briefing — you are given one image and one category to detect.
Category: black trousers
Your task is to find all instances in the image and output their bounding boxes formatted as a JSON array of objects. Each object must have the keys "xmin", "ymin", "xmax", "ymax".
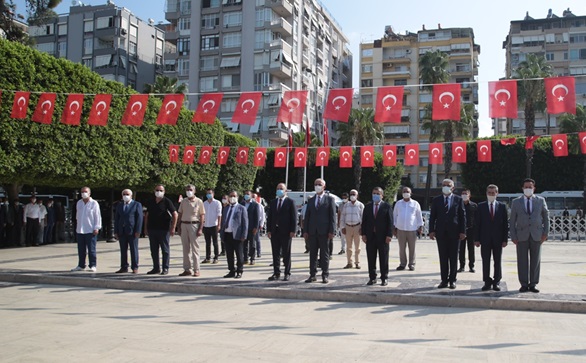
[
  {"xmin": 203, "ymin": 226, "xmax": 219, "ymax": 260},
  {"xmin": 148, "ymin": 229, "xmax": 170, "ymax": 271},
  {"xmin": 25, "ymin": 218, "xmax": 39, "ymax": 246},
  {"xmin": 437, "ymin": 234, "xmax": 461, "ymax": 283},
  {"xmin": 271, "ymin": 231, "xmax": 292, "ymax": 276},
  {"xmin": 225, "ymin": 232, "xmax": 244, "ymax": 273},
  {"xmin": 481, "ymin": 242, "xmax": 503, "ymax": 283},
  {"xmin": 366, "ymin": 237, "xmax": 389, "ymax": 280},
  {"xmin": 243, "ymin": 230, "xmax": 257, "ymax": 261},
  {"xmin": 308, "ymin": 233, "xmax": 330, "ymax": 277},
  {"xmin": 459, "ymin": 230, "xmax": 475, "ymax": 269}
]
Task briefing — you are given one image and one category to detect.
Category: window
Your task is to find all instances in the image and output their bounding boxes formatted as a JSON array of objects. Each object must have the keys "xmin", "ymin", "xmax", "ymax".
[
  {"xmin": 223, "ymin": 32, "xmax": 241, "ymax": 48},
  {"xmin": 221, "ymin": 98, "xmax": 238, "ymax": 112},
  {"xmin": 546, "ymin": 52, "xmax": 554, "ymax": 61},
  {"xmin": 222, "ymin": 74, "xmax": 240, "ymax": 89},
  {"xmin": 361, "ymin": 94, "xmax": 373, "ymax": 105},
  {"xmin": 220, "ymin": 56, "xmax": 241, "ymax": 68},
  {"xmin": 419, "ymin": 157, "xmax": 428, "ymax": 167},
  {"xmin": 119, "ymin": 55, "xmax": 127, "ymax": 69},
  {"xmin": 201, "ymin": 14, "xmax": 220, "ymax": 29},
  {"xmin": 419, "ymin": 94, "xmax": 432, "ymax": 103},
  {"xmin": 95, "ymin": 38, "xmax": 114, "ymax": 50},
  {"xmin": 58, "ymin": 42, "xmax": 67, "ymax": 58},
  {"xmin": 419, "ymin": 175, "xmax": 427, "ymax": 184},
  {"xmin": 202, "ymin": 34, "xmax": 220, "ymax": 50},
  {"xmin": 570, "ymin": 34, "xmax": 586, "ymax": 43},
  {"xmin": 29, "ymin": 24, "xmax": 54, "ymax": 36},
  {"xmin": 35, "ymin": 42, "xmax": 55, "ymax": 55},
  {"xmin": 395, "ymin": 79, "xmax": 407, "ymax": 86},
  {"xmin": 361, "ymin": 64, "xmax": 373, "ymax": 73},
  {"xmin": 95, "ymin": 54, "xmax": 112, "ymax": 68},
  {"xmin": 200, "ymin": 76, "xmax": 218, "ymax": 91},
  {"xmin": 224, "ymin": 11, "xmax": 242, "ymax": 27},
  {"xmin": 156, "ymin": 38, "xmax": 164, "ymax": 53},
  {"xmin": 178, "ymin": 59, "xmax": 189, "ymax": 76},
  {"xmin": 570, "ymin": 49, "xmax": 586, "ymax": 60},
  {"xmin": 58, "ymin": 23, "xmax": 67, "ymax": 35},
  {"xmin": 164, "ymin": 59, "xmax": 176, "ymax": 72},
  {"xmin": 121, "ymin": 17, "xmax": 128, "ymax": 32},
  {"xmin": 361, "ymin": 79, "xmax": 373, "ymax": 88},
  {"xmin": 255, "ymin": 8, "xmax": 272, "ymax": 27},
  {"xmin": 82, "ymin": 58, "xmax": 92, "ymax": 69},
  {"xmin": 178, "ymin": 17, "xmax": 191, "ymax": 32},
  {"xmin": 83, "ymin": 38, "xmax": 93, "ymax": 55},
  {"xmin": 362, "ymin": 48, "xmax": 373, "ymax": 57},
  {"xmin": 202, "ymin": 0, "xmax": 220, "ymax": 8},
  {"xmin": 129, "ymin": 25, "xmax": 138, "ymax": 38},
  {"xmin": 177, "ymin": 38, "xmax": 190, "ymax": 54},
  {"xmin": 180, "ymin": 0, "xmax": 191, "ymax": 14},
  {"xmin": 254, "ymin": 72, "xmax": 272, "ymax": 91},
  {"xmin": 222, "ymin": 0, "xmax": 242, "ymax": 5},
  {"xmin": 96, "ymin": 16, "xmax": 114, "ymax": 29},
  {"xmin": 200, "ymin": 56, "xmax": 219, "ymax": 71},
  {"xmin": 128, "ymin": 41, "xmax": 137, "ymax": 56},
  {"xmin": 84, "ymin": 20, "xmax": 93, "ymax": 32}
]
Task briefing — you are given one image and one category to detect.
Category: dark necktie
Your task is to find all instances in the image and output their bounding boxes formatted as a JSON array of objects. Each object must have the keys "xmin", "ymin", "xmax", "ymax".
[
  {"xmin": 444, "ymin": 197, "xmax": 449, "ymax": 214},
  {"xmin": 124, "ymin": 202, "xmax": 129, "ymax": 212},
  {"xmin": 224, "ymin": 206, "xmax": 234, "ymax": 229},
  {"xmin": 374, "ymin": 203, "xmax": 379, "ymax": 218},
  {"xmin": 490, "ymin": 202, "xmax": 494, "ymax": 220},
  {"xmin": 277, "ymin": 199, "xmax": 282, "ymax": 212},
  {"xmin": 317, "ymin": 196, "xmax": 321, "ymax": 209},
  {"xmin": 526, "ymin": 198, "xmax": 531, "ymax": 215}
]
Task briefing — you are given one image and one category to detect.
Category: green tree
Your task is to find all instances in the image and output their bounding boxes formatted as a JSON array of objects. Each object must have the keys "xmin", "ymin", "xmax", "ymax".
[
  {"xmin": 559, "ymin": 104, "xmax": 586, "ymax": 210},
  {"xmin": 143, "ymin": 75, "xmax": 188, "ymax": 97},
  {"xmin": 0, "ymin": 0, "xmax": 28, "ymax": 43},
  {"xmin": 514, "ymin": 54, "xmax": 553, "ymax": 178},
  {"xmin": 25, "ymin": 0, "xmax": 61, "ymax": 26}
]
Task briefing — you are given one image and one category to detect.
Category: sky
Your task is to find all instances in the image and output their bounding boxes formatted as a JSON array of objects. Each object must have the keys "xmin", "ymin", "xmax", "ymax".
[{"xmin": 13, "ymin": 0, "xmax": 586, "ymax": 136}]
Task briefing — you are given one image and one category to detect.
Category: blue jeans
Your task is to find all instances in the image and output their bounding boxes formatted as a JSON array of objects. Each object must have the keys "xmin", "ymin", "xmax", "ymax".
[{"xmin": 77, "ymin": 233, "xmax": 97, "ymax": 268}]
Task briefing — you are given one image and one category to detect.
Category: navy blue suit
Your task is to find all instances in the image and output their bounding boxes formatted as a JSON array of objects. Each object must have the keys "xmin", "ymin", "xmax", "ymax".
[
  {"xmin": 304, "ymin": 193, "xmax": 336, "ymax": 278},
  {"xmin": 267, "ymin": 196, "xmax": 297, "ymax": 276},
  {"xmin": 221, "ymin": 203, "xmax": 248, "ymax": 274},
  {"xmin": 115, "ymin": 200, "xmax": 143, "ymax": 270},
  {"xmin": 474, "ymin": 201, "xmax": 508, "ymax": 284},
  {"xmin": 361, "ymin": 201, "xmax": 394, "ymax": 281},
  {"xmin": 242, "ymin": 200, "xmax": 260, "ymax": 262}
]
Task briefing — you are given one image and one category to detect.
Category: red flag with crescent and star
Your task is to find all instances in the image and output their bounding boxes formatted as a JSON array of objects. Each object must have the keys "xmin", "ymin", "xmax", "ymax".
[
  {"xmin": 253, "ymin": 147, "xmax": 267, "ymax": 167},
  {"xmin": 88, "ymin": 94, "xmax": 112, "ymax": 126},
  {"xmin": 217, "ymin": 147, "xmax": 230, "ymax": 165},
  {"xmin": 169, "ymin": 145, "xmax": 180, "ymax": 163},
  {"xmin": 489, "ymin": 80, "xmax": 518, "ymax": 119},
  {"xmin": 374, "ymin": 86, "xmax": 404, "ymax": 123},
  {"xmin": 232, "ymin": 92, "xmax": 262, "ymax": 125},
  {"xmin": 122, "ymin": 94, "xmax": 149, "ymax": 126},
  {"xmin": 579, "ymin": 132, "xmax": 586, "ymax": 154},
  {"xmin": 339, "ymin": 146, "xmax": 353, "ymax": 168},
  {"xmin": 183, "ymin": 146, "xmax": 196, "ymax": 165},
  {"xmin": 198, "ymin": 146, "xmax": 213, "ymax": 164},
  {"xmin": 323, "ymin": 122, "xmax": 329, "ymax": 147},
  {"xmin": 277, "ymin": 90, "xmax": 307, "ymax": 124},
  {"xmin": 32, "ymin": 93, "xmax": 56, "ymax": 124},
  {"xmin": 552, "ymin": 134, "xmax": 568, "ymax": 157},
  {"xmin": 274, "ymin": 147, "xmax": 288, "ymax": 168},
  {"xmin": 324, "ymin": 88, "xmax": 353, "ymax": 122},
  {"xmin": 156, "ymin": 94, "xmax": 184, "ymax": 125},
  {"xmin": 477, "ymin": 140, "xmax": 492, "ymax": 162},
  {"xmin": 193, "ymin": 93, "xmax": 223, "ymax": 124},
  {"xmin": 452, "ymin": 141, "xmax": 467, "ymax": 163},
  {"xmin": 236, "ymin": 147, "xmax": 249, "ymax": 165},
  {"xmin": 432, "ymin": 84, "xmax": 461, "ymax": 121},
  {"xmin": 525, "ymin": 135, "xmax": 540, "ymax": 150},
  {"xmin": 11, "ymin": 91, "xmax": 30, "ymax": 119},
  {"xmin": 500, "ymin": 138, "xmax": 516, "ymax": 146},
  {"xmin": 404, "ymin": 144, "xmax": 419, "ymax": 166},
  {"xmin": 383, "ymin": 145, "xmax": 397, "ymax": 167},
  {"xmin": 429, "ymin": 143, "xmax": 443, "ymax": 165},
  {"xmin": 61, "ymin": 94, "xmax": 84, "ymax": 126},
  {"xmin": 294, "ymin": 148, "xmax": 307, "ymax": 168},
  {"xmin": 316, "ymin": 147, "xmax": 330, "ymax": 167},
  {"xmin": 361, "ymin": 146, "xmax": 375, "ymax": 168},
  {"xmin": 545, "ymin": 76, "xmax": 576, "ymax": 115}
]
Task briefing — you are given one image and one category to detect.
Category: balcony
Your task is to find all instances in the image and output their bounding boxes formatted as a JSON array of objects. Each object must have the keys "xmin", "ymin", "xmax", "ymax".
[
  {"xmin": 266, "ymin": 0, "xmax": 293, "ymax": 17},
  {"xmin": 382, "ymin": 69, "xmax": 411, "ymax": 78},
  {"xmin": 270, "ymin": 18, "xmax": 292, "ymax": 37},
  {"xmin": 269, "ymin": 60, "xmax": 292, "ymax": 78},
  {"xmin": 165, "ymin": 30, "xmax": 179, "ymax": 42}
]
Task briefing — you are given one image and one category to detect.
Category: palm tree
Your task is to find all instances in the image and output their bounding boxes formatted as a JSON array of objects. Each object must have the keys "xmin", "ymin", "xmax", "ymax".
[
  {"xmin": 559, "ymin": 104, "xmax": 586, "ymax": 210},
  {"xmin": 514, "ymin": 54, "xmax": 553, "ymax": 177},
  {"xmin": 285, "ymin": 129, "xmax": 321, "ymax": 190},
  {"xmin": 337, "ymin": 108, "xmax": 383, "ymax": 190},
  {"xmin": 143, "ymin": 75, "xmax": 188, "ymax": 97}
]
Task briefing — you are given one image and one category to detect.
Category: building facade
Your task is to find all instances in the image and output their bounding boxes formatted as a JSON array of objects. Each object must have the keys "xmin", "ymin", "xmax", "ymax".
[
  {"xmin": 359, "ymin": 25, "xmax": 480, "ymax": 189},
  {"xmin": 499, "ymin": 8, "xmax": 586, "ymax": 136},
  {"xmin": 29, "ymin": 1, "xmax": 165, "ymax": 92},
  {"xmin": 164, "ymin": 0, "xmax": 352, "ymax": 147}
]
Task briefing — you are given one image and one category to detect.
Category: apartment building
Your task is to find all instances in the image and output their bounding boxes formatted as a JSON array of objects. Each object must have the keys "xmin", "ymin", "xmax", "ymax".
[
  {"xmin": 164, "ymin": 0, "xmax": 352, "ymax": 147},
  {"xmin": 29, "ymin": 0, "xmax": 165, "ymax": 92},
  {"xmin": 359, "ymin": 25, "xmax": 480, "ymax": 189},
  {"xmin": 499, "ymin": 8, "xmax": 586, "ymax": 135}
]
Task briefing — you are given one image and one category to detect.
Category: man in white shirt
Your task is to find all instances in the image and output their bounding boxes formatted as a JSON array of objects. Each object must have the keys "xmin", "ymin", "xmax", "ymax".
[
  {"xmin": 36, "ymin": 198, "xmax": 47, "ymax": 245},
  {"xmin": 393, "ymin": 187, "xmax": 423, "ymax": 271},
  {"xmin": 23, "ymin": 195, "xmax": 41, "ymax": 247},
  {"xmin": 336, "ymin": 192, "xmax": 349, "ymax": 255},
  {"xmin": 202, "ymin": 188, "xmax": 222, "ymax": 264},
  {"xmin": 71, "ymin": 187, "xmax": 102, "ymax": 272},
  {"xmin": 340, "ymin": 189, "xmax": 365, "ymax": 269}
]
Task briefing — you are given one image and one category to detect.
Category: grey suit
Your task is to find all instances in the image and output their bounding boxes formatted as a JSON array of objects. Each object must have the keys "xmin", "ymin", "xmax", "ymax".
[
  {"xmin": 509, "ymin": 195, "xmax": 549, "ymax": 288},
  {"xmin": 304, "ymin": 193, "xmax": 336, "ymax": 278}
]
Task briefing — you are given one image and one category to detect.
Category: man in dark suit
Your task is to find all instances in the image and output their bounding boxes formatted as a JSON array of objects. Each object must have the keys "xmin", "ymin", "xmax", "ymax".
[
  {"xmin": 220, "ymin": 191, "xmax": 248, "ymax": 279},
  {"xmin": 266, "ymin": 183, "xmax": 297, "ymax": 281},
  {"xmin": 303, "ymin": 178, "xmax": 336, "ymax": 283},
  {"xmin": 361, "ymin": 187, "xmax": 394, "ymax": 286},
  {"xmin": 459, "ymin": 189, "xmax": 477, "ymax": 273},
  {"xmin": 474, "ymin": 184, "xmax": 509, "ymax": 291},
  {"xmin": 242, "ymin": 190, "xmax": 260, "ymax": 265},
  {"xmin": 114, "ymin": 189, "xmax": 143, "ymax": 274},
  {"xmin": 429, "ymin": 179, "xmax": 467, "ymax": 289}
]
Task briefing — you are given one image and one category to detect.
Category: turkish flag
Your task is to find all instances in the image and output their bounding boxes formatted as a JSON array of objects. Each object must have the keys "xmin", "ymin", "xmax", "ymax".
[
  {"xmin": 429, "ymin": 143, "xmax": 443, "ymax": 165},
  {"xmin": 361, "ymin": 146, "xmax": 375, "ymax": 167},
  {"xmin": 525, "ymin": 135, "xmax": 540, "ymax": 150},
  {"xmin": 404, "ymin": 144, "xmax": 419, "ymax": 166},
  {"xmin": 61, "ymin": 94, "xmax": 84, "ymax": 126},
  {"xmin": 489, "ymin": 80, "xmax": 518, "ymax": 119},
  {"xmin": 253, "ymin": 147, "xmax": 267, "ymax": 167},
  {"xmin": 183, "ymin": 146, "xmax": 196, "ymax": 165},
  {"xmin": 545, "ymin": 76, "xmax": 576, "ymax": 115},
  {"xmin": 232, "ymin": 92, "xmax": 262, "ymax": 125},
  {"xmin": 198, "ymin": 146, "xmax": 213, "ymax": 164},
  {"xmin": 274, "ymin": 147, "xmax": 288, "ymax": 168},
  {"xmin": 193, "ymin": 93, "xmax": 223, "ymax": 124},
  {"xmin": 500, "ymin": 137, "xmax": 517, "ymax": 146},
  {"xmin": 477, "ymin": 140, "xmax": 492, "ymax": 162},
  {"xmin": 552, "ymin": 134, "xmax": 569, "ymax": 157},
  {"xmin": 432, "ymin": 84, "xmax": 461, "ymax": 121},
  {"xmin": 340, "ymin": 146, "xmax": 353, "ymax": 168},
  {"xmin": 236, "ymin": 147, "xmax": 249, "ymax": 164},
  {"xmin": 374, "ymin": 86, "xmax": 403, "ymax": 123},
  {"xmin": 157, "ymin": 94, "xmax": 184, "ymax": 125},
  {"xmin": 294, "ymin": 148, "xmax": 307, "ymax": 168},
  {"xmin": 323, "ymin": 122, "xmax": 329, "ymax": 147},
  {"xmin": 32, "ymin": 93, "xmax": 56, "ymax": 124},
  {"xmin": 169, "ymin": 145, "xmax": 180, "ymax": 163},
  {"xmin": 217, "ymin": 147, "xmax": 230, "ymax": 165},
  {"xmin": 277, "ymin": 90, "xmax": 307, "ymax": 124},
  {"xmin": 383, "ymin": 145, "xmax": 397, "ymax": 167},
  {"xmin": 122, "ymin": 94, "xmax": 149, "ymax": 126},
  {"xmin": 316, "ymin": 147, "xmax": 330, "ymax": 167},
  {"xmin": 452, "ymin": 142, "xmax": 467, "ymax": 163},
  {"xmin": 324, "ymin": 88, "xmax": 353, "ymax": 122},
  {"xmin": 11, "ymin": 91, "xmax": 30, "ymax": 119},
  {"xmin": 579, "ymin": 132, "xmax": 586, "ymax": 154},
  {"xmin": 88, "ymin": 94, "xmax": 112, "ymax": 126}
]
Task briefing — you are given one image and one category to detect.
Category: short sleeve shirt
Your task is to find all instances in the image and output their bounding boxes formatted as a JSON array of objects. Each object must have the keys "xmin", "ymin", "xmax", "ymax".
[
  {"xmin": 178, "ymin": 197, "xmax": 205, "ymax": 222},
  {"xmin": 145, "ymin": 197, "xmax": 176, "ymax": 230}
]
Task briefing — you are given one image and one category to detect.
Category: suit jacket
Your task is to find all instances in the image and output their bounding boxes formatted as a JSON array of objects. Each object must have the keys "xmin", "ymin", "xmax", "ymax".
[
  {"xmin": 474, "ymin": 201, "xmax": 508, "ymax": 245},
  {"xmin": 242, "ymin": 200, "xmax": 260, "ymax": 232},
  {"xmin": 464, "ymin": 201, "xmax": 478, "ymax": 230},
  {"xmin": 509, "ymin": 195, "xmax": 549, "ymax": 241},
  {"xmin": 361, "ymin": 201, "xmax": 393, "ymax": 243},
  {"xmin": 267, "ymin": 196, "xmax": 297, "ymax": 236},
  {"xmin": 303, "ymin": 193, "xmax": 336, "ymax": 236},
  {"xmin": 429, "ymin": 193, "xmax": 467, "ymax": 239},
  {"xmin": 221, "ymin": 203, "xmax": 248, "ymax": 241},
  {"xmin": 115, "ymin": 200, "xmax": 143, "ymax": 236}
]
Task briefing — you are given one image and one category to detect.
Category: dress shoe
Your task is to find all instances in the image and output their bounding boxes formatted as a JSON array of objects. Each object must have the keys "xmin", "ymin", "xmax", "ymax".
[
  {"xmin": 469, "ymin": 268, "xmax": 475, "ymax": 273},
  {"xmin": 304, "ymin": 250, "xmax": 309, "ymax": 253},
  {"xmin": 132, "ymin": 269, "xmax": 138, "ymax": 274},
  {"xmin": 220, "ymin": 251, "xmax": 226, "ymax": 256},
  {"xmin": 322, "ymin": 277, "xmax": 329, "ymax": 284},
  {"xmin": 235, "ymin": 273, "xmax": 242, "ymax": 279},
  {"xmin": 519, "ymin": 286, "xmax": 529, "ymax": 293},
  {"xmin": 305, "ymin": 276, "xmax": 316, "ymax": 283},
  {"xmin": 408, "ymin": 266, "xmax": 415, "ymax": 271},
  {"xmin": 115, "ymin": 268, "xmax": 128, "ymax": 273},
  {"xmin": 437, "ymin": 282, "xmax": 449, "ymax": 289},
  {"xmin": 338, "ymin": 249, "xmax": 345, "ymax": 255},
  {"xmin": 492, "ymin": 284, "xmax": 501, "ymax": 292},
  {"xmin": 381, "ymin": 280, "xmax": 388, "ymax": 286},
  {"xmin": 355, "ymin": 263, "xmax": 361, "ymax": 269},
  {"xmin": 178, "ymin": 270, "xmax": 192, "ymax": 276},
  {"xmin": 146, "ymin": 269, "xmax": 160, "ymax": 275},
  {"xmin": 529, "ymin": 286, "xmax": 540, "ymax": 293},
  {"xmin": 283, "ymin": 274, "xmax": 290, "ymax": 281},
  {"xmin": 268, "ymin": 274, "xmax": 280, "ymax": 281},
  {"xmin": 224, "ymin": 272, "xmax": 236, "ymax": 278},
  {"xmin": 201, "ymin": 259, "xmax": 211, "ymax": 264},
  {"xmin": 396, "ymin": 265, "xmax": 405, "ymax": 271},
  {"xmin": 160, "ymin": 270, "xmax": 168, "ymax": 275},
  {"xmin": 212, "ymin": 259, "xmax": 219, "ymax": 264},
  {"xmin": 193, "ymin": 271, "xmax": 200, "ymax": 277},
  {"xmin": 343, "ymin": 263, "xmax": 353, "ymax": 269},
  {"xmin": 367, "ymin": 279, "xmax": 376, "ymax": 286},
  {"xmin": 457, "ymin": 267, "xmax": 465, "ymax": 273},
  {"xmin": 449, "ymin": 282, "xmax": 456, "ymax": 289},
  {"xmin": 481, "ymin": 283, "xmax": 492, "ymax": 291}
]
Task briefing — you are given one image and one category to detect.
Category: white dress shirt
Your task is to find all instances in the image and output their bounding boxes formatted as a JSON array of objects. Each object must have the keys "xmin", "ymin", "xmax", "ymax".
[
  {"xmin": 23, "ymin": 203, "xmax": 41, "ymax": 222},
  {"xmin": 203, "ymin": 199, "xmax": 222, "ymax": 227},
  {"xmin": 393, "ymin": 199, "xmax": 424, "ymax": 231},
  {"xmin": 76, "ymin": 198, "xmax": 102, "ymax": 234},
  {"xmin": 340, "ymin": 201, "xmax": 364, "ymax": 228}
]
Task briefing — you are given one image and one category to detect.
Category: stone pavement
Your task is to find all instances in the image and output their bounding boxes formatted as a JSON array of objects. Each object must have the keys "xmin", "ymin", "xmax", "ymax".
[{"xmin": 0, "ymin": 236, "xmax": 585, "ymax": 313}]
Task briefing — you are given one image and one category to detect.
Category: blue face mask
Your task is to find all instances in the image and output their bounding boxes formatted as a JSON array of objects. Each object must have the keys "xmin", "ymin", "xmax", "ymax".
[
  {"xmin": 244, "ymin": 194, "xmax": 251, "ymax": 201},
  {"xmin": 206, "ymin": 193, "xmax": 213, "ymax": 200},
  {"xmin": 276, "ymin": 189, "xmax": 285, "ymax": 198},
  {"xmin": 372, "ymin": 194, "xmax": 381, "ymax": 203}
]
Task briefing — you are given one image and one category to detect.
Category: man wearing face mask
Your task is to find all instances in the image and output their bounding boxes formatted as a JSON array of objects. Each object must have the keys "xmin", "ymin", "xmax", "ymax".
[
  {"xmin": 429, "ymin": 179, "xmax": 467, "ymax": 289},
  {"xmin": 220, "ymin": 191, "xmax": 248, "ymax": 278},
  {"xmin": 177, "ymin": 184, "xmax": 205, "ymax": 277},
  {"xmin": 303, "ymin": 178, "xmax": 336, "ymax": 283},
  {"xmin": 202, "ymin": 188, "xmax": 222, "ymax": 265},
  {"xmin": 72, "ymin": 187, "xmax": 102, "ymax": 272},
  {"xmin": 458, "ymin": 189, "xmax": 478, "ymax": 273},
  {"xmin": 340, "ymin": 189, "xmax": 364, "ymax": 269},
  {"xmin": 144, "ymin": 184, "xmax": 178, "ymax": 275},
  {"xmin": 241, "ymin": 190, "xmax": 260, "ymax": 265},
  {"xmin": 393, "ymin": 187, "xmax": 423, "ymax": 271},
  {"xmin": 23, "ymin": 195, "xmax": 41, "ymax": 247},
  {"xmin": 509, "ymin": 178, "xmax": 549, "ymax": 293},
  {"xmin": 114, "ymin": 189, "xmax": 143, "ymax": 274},
  {"xmin": 220, "ymin": 195, "xmax": 229, "ymax": 256},
  {"xmin": 337, "ymin": 192, "xmax": 349, "ymax": 255},
  {"xmin": 474, "ymin": 184, "xmax": 509, "ymax": 291},
  {"xmin": 267, "ymin": 183, "xmax": 297, "ymax": 281}
]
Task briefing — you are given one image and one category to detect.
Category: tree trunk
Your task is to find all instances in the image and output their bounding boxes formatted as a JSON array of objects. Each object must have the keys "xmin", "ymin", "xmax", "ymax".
[
  {"xmin": 353, "ymin": 150, "xmax": 361, "ymax": 191},
  {"xmin": 525, "ymin": 101, "xmax": 536, "ymax": 178},
  {"xmin": 443, "ymin": 122, "xmax": 453, "ymax": 179},
  {"xmin": 2, "ymin": 183, "xmax": 22, "ymax": 202}
]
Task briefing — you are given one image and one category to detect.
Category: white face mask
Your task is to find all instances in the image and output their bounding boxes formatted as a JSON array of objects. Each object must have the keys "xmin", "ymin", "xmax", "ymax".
[
  {"xmin": 487, "ymin": 195, "xmax": 496, "ymax": 203},
  {"xmin": 186, "ymin": 191, "xmax": 195, "ymax": 198},
  {"xmin": 461, "ymin": 194, "xmax": 469, "ymax": 202},
  {"xmin": 402, "ymin": 193, "xmax": 411, "ymax": 200},
  {"xmin": 229, "ymin": 196, "xmax": 238, "ymax": 204},
  {"xmin": 349, "ymin": 195, "xmax": 357, "ymax": 202},
  {"xmin": 523, "ymin": 188, "xmax": 533, "ymax": 197},
  {"xmin": 442, "ymin": 186, "xmax": 452, "ymax": 195},
  {"xmin": 222, "ymin": 199, "xmax": 228, "ymax": 204},
  {"xmin": 155, "ymin": 191, "xmax": 164, "ymax": 198},
  {"xmin": 314, "ymin": 185, "xmax": 323, "ymax": 193},
  {"xmin": 122, "ymin": 195, "xmax": 132, "ymax": 203},
  {"xmin": 81, "ymin": 192, "xmax": 89, "ymax": 199}
]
